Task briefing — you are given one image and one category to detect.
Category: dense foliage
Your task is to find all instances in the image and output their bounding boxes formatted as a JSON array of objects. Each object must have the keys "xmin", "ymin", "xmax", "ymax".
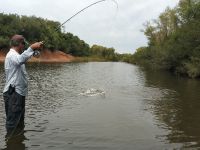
[
  {"xmin": 0, "ymin": 13, "xmax": 89, "ymax": 56},
  {"xmin": 133, "ymin": 0, "xmax": 200, "ymax": 78},
  {"xmin": 0, "ymin": 13, "xmax": 117, "ymax": 59}
]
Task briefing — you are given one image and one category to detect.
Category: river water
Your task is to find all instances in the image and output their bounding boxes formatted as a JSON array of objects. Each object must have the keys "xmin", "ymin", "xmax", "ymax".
[{"xmin": 0, "ymin": 62, "xmax": 200, "ymax": 149}]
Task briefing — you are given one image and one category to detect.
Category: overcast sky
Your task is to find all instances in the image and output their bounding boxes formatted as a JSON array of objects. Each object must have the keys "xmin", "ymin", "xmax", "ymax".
[{"xmin": 1, "ymin": 0, "xmax": 179, "ymax": 53}]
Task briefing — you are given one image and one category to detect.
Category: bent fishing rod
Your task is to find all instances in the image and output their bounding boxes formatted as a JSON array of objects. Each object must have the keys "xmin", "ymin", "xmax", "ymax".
[
  {"xmin": 56, "ymin": 0, "xmax": 118, "ymax": 31},
  {"xmin": 25, "ymin": 0, "xmax": 118, "ymax": 56}
]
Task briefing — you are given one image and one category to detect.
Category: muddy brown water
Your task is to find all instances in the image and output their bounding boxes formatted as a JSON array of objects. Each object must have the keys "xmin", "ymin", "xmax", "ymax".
[{"xmin": 0, "ymin": 62, "xmax": 200, "ymax": 149}]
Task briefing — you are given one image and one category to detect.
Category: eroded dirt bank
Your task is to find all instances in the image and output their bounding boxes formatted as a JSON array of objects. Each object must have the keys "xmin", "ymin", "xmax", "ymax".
[{"xmin": 0, "ymin": 49, "xmax": 75, "ymax": 63}]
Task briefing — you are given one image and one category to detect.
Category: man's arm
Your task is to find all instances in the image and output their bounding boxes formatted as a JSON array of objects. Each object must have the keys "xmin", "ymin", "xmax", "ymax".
[{"xmin": 15, "ymin": 41, "xmax": 43, "ymax": 65}]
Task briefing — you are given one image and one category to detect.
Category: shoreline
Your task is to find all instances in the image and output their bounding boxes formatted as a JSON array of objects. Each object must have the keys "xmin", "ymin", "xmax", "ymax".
[{"xmin": 0, "ymin": 49, "xmax": 75, "ymax": 63}]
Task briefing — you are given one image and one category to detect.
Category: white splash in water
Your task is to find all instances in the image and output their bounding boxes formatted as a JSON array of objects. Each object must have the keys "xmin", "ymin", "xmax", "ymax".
[{"xmin": 79, "ymin": 88, "xmax": 105, "ymax": 97}]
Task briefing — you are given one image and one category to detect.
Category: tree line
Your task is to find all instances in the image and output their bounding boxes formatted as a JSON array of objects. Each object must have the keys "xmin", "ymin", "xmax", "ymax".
[
  {"xmin": 132, "ymin": 0, "xmax": 200, "ymax": 78},
  {"xmin": 0, "ymin": 13, "xmax": 120, "ymax": 60}
]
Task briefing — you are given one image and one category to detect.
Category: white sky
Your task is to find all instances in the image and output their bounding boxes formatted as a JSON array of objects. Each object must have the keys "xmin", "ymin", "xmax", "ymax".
[{"xmin": 1, "ymin": 0, "xmax": 179, "ymax": 53}]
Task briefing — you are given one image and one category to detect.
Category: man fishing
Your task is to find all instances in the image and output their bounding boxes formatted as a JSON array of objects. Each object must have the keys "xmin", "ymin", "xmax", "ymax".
[
  {"xmin": 1, "ymin": 0, "xmax": 118, "ymax": 140},
  {"xmin": 3, "ymin": 34, "xmax": 43, "ymax": 138}
]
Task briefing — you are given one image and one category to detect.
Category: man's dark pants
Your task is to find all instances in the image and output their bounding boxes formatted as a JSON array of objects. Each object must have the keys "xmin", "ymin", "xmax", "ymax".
[{"xmin": 3, "ymin": 91, "xmax": 25, "ymax": 137}]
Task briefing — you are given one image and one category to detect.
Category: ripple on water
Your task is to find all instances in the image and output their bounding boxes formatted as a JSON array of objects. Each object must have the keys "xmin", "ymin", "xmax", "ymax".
[{"xmin": 0, "ymin": 63, "xmax": 200, "ymax": 149}]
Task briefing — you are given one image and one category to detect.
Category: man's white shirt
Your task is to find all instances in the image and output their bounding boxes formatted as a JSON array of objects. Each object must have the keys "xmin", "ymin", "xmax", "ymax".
[{"xmin": 3, "ymin": 47, "xmax": 34, "ymax": 96}]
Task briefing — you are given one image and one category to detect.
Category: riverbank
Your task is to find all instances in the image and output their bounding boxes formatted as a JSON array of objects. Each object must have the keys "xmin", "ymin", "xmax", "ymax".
[
  {"xmin": 0, "ymin": 49, "xmax": 75, "ymax": 63},
  {"xmin": 73, "ymin": 56, "xmax": 108, "ymax": 62},
  {"xmin": 0, "ymin": 49, "xmax": 117, "ymax": 63}
]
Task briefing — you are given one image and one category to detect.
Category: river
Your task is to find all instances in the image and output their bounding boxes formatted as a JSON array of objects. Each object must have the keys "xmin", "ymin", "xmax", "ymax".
[{"xmin": 0, "ymin": 62, "xmax": 200, "ymax": 149}]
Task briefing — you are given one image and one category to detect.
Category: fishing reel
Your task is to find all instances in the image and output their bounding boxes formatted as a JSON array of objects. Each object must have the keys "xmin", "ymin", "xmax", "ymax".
[
  {"xmin": 24, "ymin": 40, "xmax": 43, "ymax": 58},
  {"xmin": 33, "ymin": 50, "xmax": 40, "ymax": 58}
]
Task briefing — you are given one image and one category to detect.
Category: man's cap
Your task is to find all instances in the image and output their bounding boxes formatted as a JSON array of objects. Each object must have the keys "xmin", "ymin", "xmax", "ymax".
[{"xmin": 11, "ymin": 34, "xmax": 25, "ymax": 42}]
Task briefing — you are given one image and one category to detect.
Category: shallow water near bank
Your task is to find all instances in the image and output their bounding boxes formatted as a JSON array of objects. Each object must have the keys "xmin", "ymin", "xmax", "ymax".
[{"xmin": 0, "ymin": 62, "xmax": 200, "ymax": 149}]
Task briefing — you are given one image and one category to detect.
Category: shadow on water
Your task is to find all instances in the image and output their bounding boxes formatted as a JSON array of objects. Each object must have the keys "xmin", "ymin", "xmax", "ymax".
[
  {"xmin": 141, "ymin": 67, "xmax": 200, "ymax": 148},
  {"xmin": 1, "ymin": 134, "xmax": 27, "ymax": 150}
]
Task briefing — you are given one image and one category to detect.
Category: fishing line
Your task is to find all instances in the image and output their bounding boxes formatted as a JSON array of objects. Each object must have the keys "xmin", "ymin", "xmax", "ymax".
[
  {"xmin": 25, "ymin": 0, "xmax": 118, "ymax": 101},
  {"xmin": 56, "ymin": 0, "xmax": 118, "ymax": 31}
]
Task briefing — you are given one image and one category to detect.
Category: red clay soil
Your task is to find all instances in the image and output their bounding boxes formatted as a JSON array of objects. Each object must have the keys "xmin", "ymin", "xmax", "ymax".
[
  {"xmin": 0, "ymin": 49, "xmax": 75, "ymax": 63},
  {"xmin": 0, "ymin": 50, "xmax": 6, "ymax": 63}
]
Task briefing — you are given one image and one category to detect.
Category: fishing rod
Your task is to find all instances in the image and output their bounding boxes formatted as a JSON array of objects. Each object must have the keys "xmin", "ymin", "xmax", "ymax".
[
  {"xmin": 24, "ymin": 0, "xmax": 118, "ymax": 57},
  {"xmin": 25, "ymin": 0, "xmax": 118, "ymax": 51},
  {"xmin": 56, "ymin": 0, "xmax": 118, "ymax": 31}
]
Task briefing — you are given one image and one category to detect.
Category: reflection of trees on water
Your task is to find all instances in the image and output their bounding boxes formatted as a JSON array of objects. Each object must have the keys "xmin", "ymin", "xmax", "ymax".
[{"xmin": 141, "ymin": 68, "xmax": 200, "ymax": 148}]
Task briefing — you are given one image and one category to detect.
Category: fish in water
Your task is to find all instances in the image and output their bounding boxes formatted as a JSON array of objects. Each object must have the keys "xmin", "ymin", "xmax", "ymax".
[{"xmin": 79, "ymin": 88, "xmax": 105, "ymax": 97}]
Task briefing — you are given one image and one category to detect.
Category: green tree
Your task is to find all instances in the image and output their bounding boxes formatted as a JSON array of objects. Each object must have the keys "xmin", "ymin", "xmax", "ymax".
[{"xmin": 134, "ymin": 1, "xmax": 200, "ymax": 78}]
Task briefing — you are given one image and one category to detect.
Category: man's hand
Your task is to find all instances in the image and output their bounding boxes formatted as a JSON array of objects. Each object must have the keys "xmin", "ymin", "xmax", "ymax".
[{"xmin": 30, "ymin": 41, "xmax": 44, "ymax": 50}]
